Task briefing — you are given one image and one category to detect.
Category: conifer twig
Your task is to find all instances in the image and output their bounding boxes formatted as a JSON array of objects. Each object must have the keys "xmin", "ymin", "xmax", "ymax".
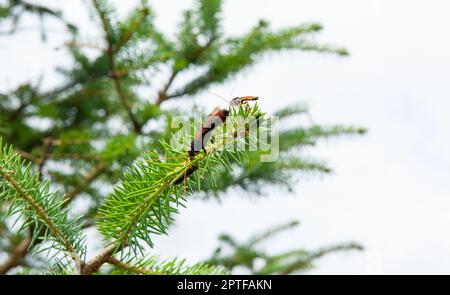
[
  {"xmin": 1, "ymin": 142, "xmax": 102, "ymax": 274},
  {"xmin": 107, "ymin": 257, "xmax": 161, "ymax": 275},
  {"xmin": 279, "ymin": 242, "xmax": 364, "ymax": 275},
  {"xmin": 91, "ymin": 0, "xmax": 142, "ymax": 133},
  {"xmin": 0, "ymin": 168, "xmax": 81, "ymax": 264},
  {"xmin": 155, "ymin": 70, "xmax": 178, "ymax": 106},
  {"xmin": 155, "ymin": 38, "xmax": 216, "ymax": 106},
  {"xmin": 114, "ymin": 8, "xmax": 150, "ymax": 52},
  {"xmin": 98, "ymin": 104, "xmax": 263, "ymax": 252},
  {"xmin": 80, "ymin": 242, "xmax": 118, "ymax": 275},
  {"xmin": 0, "ymin": 137, "xmax": 54, "ymax": 273},
  {"xmin": 14, "ymin": 149, "xmax": 39, "ymax": 163},
  {"xmin": 37, "ymin": 137, "xmax": 53, "ymax": 180}
]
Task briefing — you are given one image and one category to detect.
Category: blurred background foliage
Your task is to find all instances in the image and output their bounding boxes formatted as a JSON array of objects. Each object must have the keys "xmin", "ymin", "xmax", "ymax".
[
  {"xmin": 206, "ymin": 220, "xmax": 363, "ymax": 274},
  {"xmin": 0, "ymin": 0, "xmax": 364, "ymax": 274}
]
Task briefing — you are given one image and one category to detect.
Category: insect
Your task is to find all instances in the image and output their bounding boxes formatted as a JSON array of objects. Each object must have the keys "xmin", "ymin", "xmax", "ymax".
[{"xmin": 174, "ymin": 95, "xmax": 259, "ymax": 185}]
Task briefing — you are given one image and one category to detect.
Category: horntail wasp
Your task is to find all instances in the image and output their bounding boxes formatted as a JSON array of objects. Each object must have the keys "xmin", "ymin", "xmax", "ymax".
[{"xmin": 170, "ymin": 93, "xmax": 259, "ymax": 185}]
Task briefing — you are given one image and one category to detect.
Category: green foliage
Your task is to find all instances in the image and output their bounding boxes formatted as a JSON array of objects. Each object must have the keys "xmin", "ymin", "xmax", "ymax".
[
  {"xmin": 198, "ymin": 106, "xmax": 366, "ymax": 196},
  {"xmin": 109, "ymin": 256, "xmax": 227, "ymax": 275},
  {"xmin": 98, "ymin": 104, "xmax": 265, "ymax": 252},
  {"xmin": 0, "ymin": 0, "xmax": 77, "ymax": 38},
  {"xmin": 0, "ymin": 140, "xmax": 86, "ymax": 265},
  {"xmin": 0, "ymin": 0, "xmax": 365, "ymax": 274},
  {"xmin": 169, "ymin": 17, "xmax": 348, "ymax": 98},
  {"xmin": 206, "ymin": 220, "xmax": 363, "ymax": 274}
]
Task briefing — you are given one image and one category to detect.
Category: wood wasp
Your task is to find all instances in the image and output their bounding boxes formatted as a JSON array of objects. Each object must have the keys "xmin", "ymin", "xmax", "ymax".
[{"xmin": 173, "ymin": 95, "xmax": 259, "ymax": 185}]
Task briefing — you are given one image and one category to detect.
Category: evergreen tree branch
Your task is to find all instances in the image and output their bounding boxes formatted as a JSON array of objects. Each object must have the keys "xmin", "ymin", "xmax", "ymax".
[
  {"xmin": 37, "ymin": 137, "xmax": 53, "ymax": 181},
  {"xmin": 0, "ymin": 140, "xmax": 86, "ymax": 271},
  {"xmin": 91, "ymin": 0, "xmax": 142, "ymax": 133},
  {"xmin": 248, "ymin": 220, "xmax": 300, "ymax": 247},
  {"xmin": 0, "ymin": 167, "xmax": 80, "ymax": 263},
  {"xmin": 81, "ymin": 242, "xmax": 117, "ymax": 275},
  {"xmin": 14, "ymin": 149, "xmax": 39, "ymax": 163},
  {"xmin": 98, "ymin": 104, "xmax": 265, "ymax": 253},
  {"xmin": 108, "ymin": 256, "xmax": 227, "ymax": 275},
  {"xmin": 115, "ymin": 7, "xmax": 150, "ymax": 53},
  {"xmin": 40, "ymin": 80, "xmax": 80, "ymax": 101},
  {"xmin": 0, "ymin": 0, "xmax": 366, "ymax": 275},
  {"xmin": 1, "ymin": 138, "xmax": 56, "ymax": 273},
  {"xmin": 108, "ymin": 45, "xmax": 142, "ymax": 133},
  {"xmin": 155, "ymin": 36, "xmax": 216, "ymax": 106},
  {"xmin": 107, "ymin": 257, "xmax": 161, "ymax": 275},
  {"xmin": 207, "ymin": 221, "xmax": 363, "ymax": 274},
  {"xmin": 0, "ymin": 155, "xmax": 106, "ymax": 274},
  {"xmin": 278, "ymin": 242, "xmax": 364, "ymax": 275},
  {"xmin": 156, "ymin": 70, "xmax": 179, "ymax": 106}
]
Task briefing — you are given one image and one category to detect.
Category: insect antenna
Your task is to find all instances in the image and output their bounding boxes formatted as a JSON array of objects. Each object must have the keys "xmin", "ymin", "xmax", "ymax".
[{"xmin": 207, "ymin": 91, "xmax": 230, "ymax": 104}]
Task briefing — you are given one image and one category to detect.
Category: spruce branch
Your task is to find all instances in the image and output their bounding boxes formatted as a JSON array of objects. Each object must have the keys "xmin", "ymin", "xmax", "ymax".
[
  {"xmin": 37, "ymin": 137, "xmax": 53, "ymax": 181},
  {"xmin": 115, "ymin": 7, "xmax": 151, "ymax": 53},
  {"xmin": 107, "ymin": 45, "xmax": 142, "ymax": 133},
  {"xmin": 197, "ymin": 105, "xmax": 365, "ymax": 197},
  {"xmin": 75, "ymin": 102, "xmax": 265, "ymax": 274},
  {"xmin": 156, "ymin": 70, "xmax": 179, "ymax": 106},
  {"xmin": 196, "ymin": 0, "xmax": 222, "ymax": 39},
  {"xmin": 248, "ymin": 220, "xmax": 300, "ymax": 247},
  {"xmin": 0, "ymin": 171, "xmax": 78, "ymax": 257},
  {"xmin": 207, "ymin": 220, "xmax": 363, "ymax": 274},
  {"xmin": 0, "ymin": 0, "xmax": 367, "ymax": 275},
  {"xmin": 14, "ymin": 149, "xmax": 39, "ymax": 163},
  {"xmin": 108, "ymin": 256, "xmax": 227, "ymax": 275},
  {"xmin": 275, "ymin": 242, "xmax": 364, "ymax": 275},
  {"xmin": 0, "ymin": 140, "xmax": 86, "ymax": 269},
  {"xmin": 274, "ymin": 104, "xmax": 309, "ymax": 119},
  {"xmin": 91, "ymin": 0, "xmax": 142, "ymax": 133},
  {"xmin": 168, "ymin": 19, "xmax": 348, "ymax": 99},
  {"xmin": 156, "ymin": 37, "xmax": 217, "ymax": 106},
  {"xmin": 80, "ymin": 242, "xmax": 117, "ymax": 275},
  {"xmin": 97, "ymin": 104, "xmax": 266, "ymax": 253},
  {"xmin": 107, "ymin": 256, "xmax": 159, "ymax": 275},
  {"xmin": 279, "ymin": 125, "xmax": 366, "ymax": 151}
]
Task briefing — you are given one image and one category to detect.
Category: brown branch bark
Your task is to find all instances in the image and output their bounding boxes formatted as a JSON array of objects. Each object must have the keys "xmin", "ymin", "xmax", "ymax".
[
  {"xmin": 80, "ymin": 243, "xmax": 118, "ymax": 275},
  {"xmin": 37, "ymin": 137, "xmax": 53, "ymax": 180},
  {"xmin": 155, "ymin": 37, "xmax": 216, "ymax": 106},
  {"xmin": 155, "ymin": 70, "xmax": 179, "ymax": 106},
  {"xmin": 92, "ymin": 0, "xmax": 142, "ymax": 133},
  {"xmin": 14, "ymin": 149, "xmax": 39, "ymax": 163},
  {"xmin": 0, "ymin": 236, "xmax": 32, "ymax": 274},
  {"xmin": 107, "ymin": 49, "xmax": 142, "ymax": 133},
  {"xmin": 107, "ymin": 257, "xmax": 161, "ymax": 275}
]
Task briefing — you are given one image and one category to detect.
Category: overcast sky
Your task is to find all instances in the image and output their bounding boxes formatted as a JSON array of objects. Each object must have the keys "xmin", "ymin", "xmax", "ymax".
[{"xmin": 1, "ymin": 0, "xmax": 450, "ymax": 274}]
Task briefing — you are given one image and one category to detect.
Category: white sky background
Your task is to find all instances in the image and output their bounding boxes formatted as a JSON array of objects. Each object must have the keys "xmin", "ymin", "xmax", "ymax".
[{"xmin": 1, "ymin": 0, "xmax": 450, "ymax": 274}]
